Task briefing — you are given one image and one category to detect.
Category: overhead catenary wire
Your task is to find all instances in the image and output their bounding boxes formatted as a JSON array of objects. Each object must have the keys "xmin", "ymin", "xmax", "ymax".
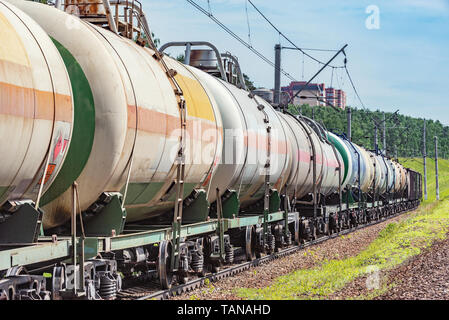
[
  {"xmin": 288, "ymin": 44, "xmax": 348, "ymax": 105},
  {"xmin": 247, "ymin": 0, "xmax": 345, "ymax": 69},
  {"xmin": 190, "ymin": 0, "xmax": 373, "ymax": 120},
  {"xmin": 344, "ymin": 64, "xmax": 367, "ymax": 110},
  {"xmin": 282, "ymin": 46, "xmax": 341, "ymax": 52},
  {"xmin": 245, "ymin": 0, "xmax": 252, "ymax": 46},
  {"xmin": 186, "ymin": 0, "xmax": 297, "ymax": 81}
]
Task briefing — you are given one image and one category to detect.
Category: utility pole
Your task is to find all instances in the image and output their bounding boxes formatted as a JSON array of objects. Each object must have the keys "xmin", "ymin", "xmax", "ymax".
[
  {"xmin": 423, "ymin": 120, "xmax": 427, "ymax": 200},
  {"xmin": 373, "ymin": 120, "xmax": 378, "ymax": 155},
  {"xmin": 184, "ymin": 43, "xmax": 192, "ymax": 65},
  {"xmin": 435, "ymin": 136, "xmax": 439, "ymax": 201},
  {"xmin": 274, "ymin": 44, "xmax": 281, "ymax": 105},
  {"xmin": 347, "ymin": 108, "xmax": 352, "ymax": 141},
  {"xmin": 372, "ymin": 110, "xmax": 398, "ymax": 156},
  {"xmin": 382, "ymin": 112, "xmax": 386, "ymax": 156}
]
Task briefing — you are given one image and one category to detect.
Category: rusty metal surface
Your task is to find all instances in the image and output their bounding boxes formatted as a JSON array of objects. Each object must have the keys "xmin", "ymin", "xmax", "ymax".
[{"xmin": 64, "ymin": 0, "xmax": 106, "ymax": 16}]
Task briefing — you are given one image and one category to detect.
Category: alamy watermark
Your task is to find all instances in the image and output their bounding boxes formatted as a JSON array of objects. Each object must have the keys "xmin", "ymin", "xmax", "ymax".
[
  {"xmin": 365, "ymin": 265, "xmax": 380, "ymax": 290},
  {"xmin": 365, "ymin": 5, "xmax": 380, "ymax": 30}
]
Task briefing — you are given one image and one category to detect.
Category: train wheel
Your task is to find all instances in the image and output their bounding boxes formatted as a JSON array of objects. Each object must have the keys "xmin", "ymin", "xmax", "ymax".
[
  {"xmin": 245, "ymin": 226, "xmax": 256, "ymax": 261},
  {"xmin": 311, "ymin": 225, "xmax": 317, "ymax": 240},
  {"xmin": 326, "ymin": 222, "xmax": 331, "ymax": 236},
  {"xmin": 178, "ymin": 273, "xmax": 189, "ymax": 284},
  {"xmin": 294, "ymin": 220, "xmax": 300, "ymax": 245},
  {"xmin": 158, "ymin": 240, "xmax": 174, "ymax": 289},
  {"xmin": 290, "ymin": 216, "xmax": 300, "ymax": 245},
  {"xmin": 212, "ymin": 260, "xmax": 222, "ymax": 273},
  {"xmin": 337, "ymin": 219, "xmax": 342, "ymax": 233},
  {"xmin": 52, "ymin": 265, "xmax": 66, "ymax": 300}
]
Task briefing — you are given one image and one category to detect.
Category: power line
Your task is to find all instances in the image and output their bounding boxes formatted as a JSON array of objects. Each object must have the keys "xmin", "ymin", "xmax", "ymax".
[
  {"xmin": 344, "ymin": 65, "xmax": 367, "ymax": 110},
  {"xmin": 282, "ymin": 46, "xmax": 340, "ymax": 52},
  {"xmin": 189, "ymin": 0, "xmax": 371, "ymax": 116},
  {"xmin": 244, "ymin": 0, "xmax": 252, "ymax": 46},
  {"xmin": 186, "ymin": 0, "xmax": 297, "ymax": 81},
  {"xmin": 247, "ymin": 0, "xmax": 345, "ymax": 68},
  {"xmin": 288, "ymin": 44, "xmax": 348, "ymax": 105}
]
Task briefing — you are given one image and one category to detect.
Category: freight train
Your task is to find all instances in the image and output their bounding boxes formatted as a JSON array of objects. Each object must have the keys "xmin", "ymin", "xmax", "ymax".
[{"xmin": 0, "ymin": 0, "xmax": 422, "ymax": 300}]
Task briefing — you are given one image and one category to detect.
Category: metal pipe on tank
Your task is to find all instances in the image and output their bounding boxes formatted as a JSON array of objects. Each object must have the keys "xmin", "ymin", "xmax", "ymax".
[
  {"xmin": 220, "ymin": 53, "xmax": 247, "ymax": 90},
  {"xmin": 159, "ymin": 41, "xmax": 228, "ymax": 81},
  {"xmin": 102, "ymin": 0, "xmax": 118, "ymax": 34}
]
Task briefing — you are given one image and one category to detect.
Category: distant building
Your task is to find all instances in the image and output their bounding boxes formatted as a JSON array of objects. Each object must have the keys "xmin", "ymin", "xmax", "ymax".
[
  {"xmin": 251, "ymin": 83, "xmax": 346, "ymax": 109},
  {"xmin": 335, "ymin": 89, "xmax": 346, "ymax": 109},
  {"xmin": 325, "ymin": 87, "xmax": 336, "ymax": 107},
  {"xmin": 252, "ymin": 88, "xmax": 274, "ymax": 103},
  {"xmin": 325, "ymin": 87, "xmax": 346, "ymax": 109},
  {"xmin": 281, "ymin": 81, "xmax": 325, "ymax": 106}
]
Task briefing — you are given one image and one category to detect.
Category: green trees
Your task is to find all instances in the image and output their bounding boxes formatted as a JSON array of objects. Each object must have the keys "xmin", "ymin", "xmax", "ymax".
[
  {"xmin": 243, "ymin": 73, "xmax": 256, "ymax": 91},
  {"xmin": 289, "ymin": 104, "xmax": 448, "ymax": 159}
]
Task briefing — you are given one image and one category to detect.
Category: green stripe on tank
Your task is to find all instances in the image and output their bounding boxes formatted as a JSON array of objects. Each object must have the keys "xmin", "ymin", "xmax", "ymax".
[
  {"xmin": 327, "ymin": 134, "xmax": 349, "ymax": 184},
  {"xmin": 123, "ymin": 182, "xmax": 165, "ymax": 205},
  {"xmin": 40, "ymin": 38, "xmax": 95, "ymax": 206}
]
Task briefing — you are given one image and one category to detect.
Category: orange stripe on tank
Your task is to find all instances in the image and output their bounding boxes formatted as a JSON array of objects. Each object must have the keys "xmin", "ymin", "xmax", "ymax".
[
  {"xmin": 35, "ymin": 89, "xmax": 72, "ymax": 122},
  {"xmin": 0, "ymin": 81, "xmax": 72, "ymax": 122},
  {"xmin": 243, "ymin": 131, "xmax": 288, "ymax": 155},
  {"xmin": 127, "ymin": 105, "xmax": 221, "ymax": 143}
]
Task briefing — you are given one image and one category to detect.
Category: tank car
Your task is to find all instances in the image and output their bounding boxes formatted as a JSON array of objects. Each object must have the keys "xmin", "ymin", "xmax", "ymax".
[{"xmin": 0, "ymin": 0, "xmax": 422, "ymax": 300}]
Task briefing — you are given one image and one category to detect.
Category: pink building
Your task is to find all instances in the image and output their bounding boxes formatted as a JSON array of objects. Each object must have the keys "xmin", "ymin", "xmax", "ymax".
[
  {"xmin": 281, "ymin": 81, "xmax": 325, "ymax": 106},
  {"xmin": 325, "ymin": 87, "xmax": 346, "ymax": 109}
]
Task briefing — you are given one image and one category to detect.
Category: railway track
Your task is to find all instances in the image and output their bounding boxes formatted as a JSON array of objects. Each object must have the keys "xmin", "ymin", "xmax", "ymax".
[{"xmin": 116, "ymin": 207, "xmax": 415, "ymax": 300}]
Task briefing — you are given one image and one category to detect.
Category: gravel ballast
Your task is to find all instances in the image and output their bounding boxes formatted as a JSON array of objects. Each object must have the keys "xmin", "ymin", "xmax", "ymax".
[
  {"xmin": 374, "ymin": 236, "xmax": 449, "ymax": 300},
  {"xmin": 172, "ymin": 214, "xmax": 408, "ymax": 300},
  {"xmin": 330, "ymin": 234, "xmax": 449, "ymax": 300}
]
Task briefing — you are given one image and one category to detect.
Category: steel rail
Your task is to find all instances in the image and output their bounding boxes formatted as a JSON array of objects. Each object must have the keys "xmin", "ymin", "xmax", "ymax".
[{"xmin": 122, "ymin": 204, "xmax": 417, "ymax": 300}]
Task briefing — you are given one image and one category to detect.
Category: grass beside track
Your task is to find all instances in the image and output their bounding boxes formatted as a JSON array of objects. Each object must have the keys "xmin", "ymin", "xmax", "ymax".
[{"xmin": 236, "ymin": 158, "xmax": 449, "ymax": 300}]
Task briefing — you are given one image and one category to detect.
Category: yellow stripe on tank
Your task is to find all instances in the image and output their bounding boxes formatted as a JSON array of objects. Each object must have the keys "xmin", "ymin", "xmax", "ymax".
[
  {"xmin": 0, "ymin": 12, "xmax": 30, "ymax": 67},
  {"xmin": 174, "ymin": 74, "xmax": 216, "ymax": 123}
]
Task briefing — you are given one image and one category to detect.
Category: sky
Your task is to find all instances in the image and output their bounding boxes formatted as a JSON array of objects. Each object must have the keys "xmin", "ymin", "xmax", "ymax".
[{"xmin": 142, "ymin": 0, "xmax": 449, "ymax": 124}]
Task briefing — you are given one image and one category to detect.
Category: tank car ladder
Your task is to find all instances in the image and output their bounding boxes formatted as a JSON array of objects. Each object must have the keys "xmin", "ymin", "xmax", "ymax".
[{"xmin": 170, "ymin": 155, "xmax": 186, "ymax": 273}]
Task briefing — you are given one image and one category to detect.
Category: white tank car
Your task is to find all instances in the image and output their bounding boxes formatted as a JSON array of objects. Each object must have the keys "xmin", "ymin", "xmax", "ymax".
[
  {"xmin": 277, "ymin": 113, "xmax": 315, "ymax": 199},
  {"xmin": 294, "ymin": 118, "xmax": 344, "ymax": 197},
  {"xmin": 188, "ymin": 66, "xmax": 291, "ymax": 209},
  {"xmin": 10, "ymin": 0, "xmax": 223, "ymax": 227},
  {"xmin": 0, "ymin": 0, "xmax": 73, "ymax": 210}
]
